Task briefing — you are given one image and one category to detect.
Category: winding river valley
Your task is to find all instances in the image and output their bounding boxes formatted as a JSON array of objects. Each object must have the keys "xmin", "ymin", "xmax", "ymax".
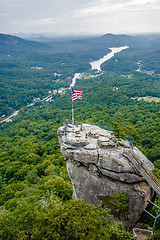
[
  {"xmin": 1, "ymin": 46, "xmax": 129, "ymax": 123},
  {"xmin": 89, "ymin": 46, "xmax": 129, "ymax": 71}
]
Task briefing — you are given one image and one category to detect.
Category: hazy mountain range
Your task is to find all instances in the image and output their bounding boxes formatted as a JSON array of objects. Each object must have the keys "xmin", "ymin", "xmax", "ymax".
[{"xmin": 1, "ymin": 32, "xmax": 160, "ymax": 55}]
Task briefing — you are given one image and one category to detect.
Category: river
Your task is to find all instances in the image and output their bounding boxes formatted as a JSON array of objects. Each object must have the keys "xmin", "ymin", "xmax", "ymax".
[
  {"xmin": 1, "ymin": 46, "xmax": 129, "ymax": 123},
  {"xmin": 90, "ymin": 46, "xmax": 129, "ymax": 71}
]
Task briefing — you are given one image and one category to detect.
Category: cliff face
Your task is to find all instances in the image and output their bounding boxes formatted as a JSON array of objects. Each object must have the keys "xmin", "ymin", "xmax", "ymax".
[{"xmin": 58, "ymin": 123, "xmax": 154, "ymax": 228}]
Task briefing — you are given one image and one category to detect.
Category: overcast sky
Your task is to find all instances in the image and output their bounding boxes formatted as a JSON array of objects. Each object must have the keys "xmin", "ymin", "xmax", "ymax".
[{"xmin": 0, "ymin": 0, "xmax": 160, "ymax": 36}]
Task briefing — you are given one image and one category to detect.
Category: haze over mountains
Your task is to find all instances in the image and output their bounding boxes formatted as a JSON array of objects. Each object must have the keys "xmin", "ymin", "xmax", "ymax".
[
  {"xmin": 1, "ymin": 32, "xmax": 160, "ymax": 55},
  {"xmin": 1, "ymin": 31, "xmax": 160, "ymax": 118}
]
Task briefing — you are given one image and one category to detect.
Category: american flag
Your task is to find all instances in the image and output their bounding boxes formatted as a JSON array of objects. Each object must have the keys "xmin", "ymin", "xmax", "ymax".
[{"xmin": 72, "ymin": 88, "xmax": 82, "ymax": 102}]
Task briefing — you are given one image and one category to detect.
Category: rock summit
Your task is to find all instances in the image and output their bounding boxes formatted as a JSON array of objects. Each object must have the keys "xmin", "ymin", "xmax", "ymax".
[{"xmin": 58, "ymin": 123, "xmax": 154, "ymax": 228}]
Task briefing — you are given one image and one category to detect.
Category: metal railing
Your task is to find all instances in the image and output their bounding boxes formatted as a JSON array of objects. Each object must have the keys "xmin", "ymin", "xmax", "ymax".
[
  {"xmin": 65, "ymin": 139, "xmax": 87, "ymax": 148},
  {"xmin": 122, "ymin": 150, "xmax": 160, "ymax": 233},
  {"xmin": 122, "ymin": 151, "xmax": 160, "ymax": 196}
]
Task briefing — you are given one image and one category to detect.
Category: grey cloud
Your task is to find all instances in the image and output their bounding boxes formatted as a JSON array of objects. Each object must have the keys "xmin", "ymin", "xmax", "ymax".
[{"xmin": 0, "ymin": 0, "xmax": 160, "ymax": 34}]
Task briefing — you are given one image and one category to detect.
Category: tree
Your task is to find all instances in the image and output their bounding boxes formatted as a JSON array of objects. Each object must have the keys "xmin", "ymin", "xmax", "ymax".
[
  {"xmin": 25, "ymin": 169, "xmax": 39, "ymax": 184},
  {"xmin": 44, "ymin": 176, "xmax": 73, "ymax": 201},
  {"xmin": 0, "ymin": 198, "xmax": 134, "ymax": 240},
  {"xmin": 31, "ymin": 199, "xmax": 134, "ymax": 240},
  {"xmin": 112, "ymin": 112, "xmax": 139, "ymax": 140},
  {"xmin": 113, "ymin": 191, "xmax": 129, "ymax": 215}
]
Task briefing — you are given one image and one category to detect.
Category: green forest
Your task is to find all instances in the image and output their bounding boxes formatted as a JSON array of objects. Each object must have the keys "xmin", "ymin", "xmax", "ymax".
[{"xmin": 0, "ymin": 33, "xmax": 160, "ymax": 239}]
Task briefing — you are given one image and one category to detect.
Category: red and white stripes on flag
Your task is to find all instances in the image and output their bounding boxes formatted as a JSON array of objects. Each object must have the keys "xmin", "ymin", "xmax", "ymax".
[{"xmin": 72, "ymin": 88, "xmax": 82, "ymax": 102}]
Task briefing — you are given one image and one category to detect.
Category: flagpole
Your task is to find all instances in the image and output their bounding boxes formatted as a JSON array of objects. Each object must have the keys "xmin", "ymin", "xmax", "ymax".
[
  {"xmin": 72, "ymin": 101, "xmax": 74, "ymax": 126},
  {"xmin": 71, "ymin": 88, "xmax": 74, "ymax": 126}
]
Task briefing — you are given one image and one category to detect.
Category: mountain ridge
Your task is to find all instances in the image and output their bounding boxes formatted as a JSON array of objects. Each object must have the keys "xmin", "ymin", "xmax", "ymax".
[
  {"xmin": 0, "ymin": 33, "xmax": 52, "ymax": 54},
  {"xmin": 1, "ymin": 32, "xmax": 160, "ymax": 55}
]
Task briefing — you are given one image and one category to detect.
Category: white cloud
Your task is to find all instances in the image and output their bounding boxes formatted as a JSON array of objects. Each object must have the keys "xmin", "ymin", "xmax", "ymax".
[
  {"xmin": 0, "ymin": 13, "xmax": 11, "ymax": 17},
  {"xmin": 71, "ymin": 0, "xmax": 160, "ymax": 19},
  {"xmin": 35, "ymin": 18, "xmax": 57, "ymax": 25},
  {"xmin": 0, "ymin": 0, "xmax": 160, "ymax": 34}
]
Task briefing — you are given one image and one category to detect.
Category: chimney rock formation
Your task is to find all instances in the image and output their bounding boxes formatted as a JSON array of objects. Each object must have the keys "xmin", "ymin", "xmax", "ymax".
[{"xmin": 58, "ymin": 123, "xmax": 154, "ymax": 228}]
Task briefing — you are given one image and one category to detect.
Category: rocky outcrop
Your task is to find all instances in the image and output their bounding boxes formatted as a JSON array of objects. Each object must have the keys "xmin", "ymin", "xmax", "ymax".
[{"xmin": 58, "ymin": 123, "xmax": 155, "ymax": 229}]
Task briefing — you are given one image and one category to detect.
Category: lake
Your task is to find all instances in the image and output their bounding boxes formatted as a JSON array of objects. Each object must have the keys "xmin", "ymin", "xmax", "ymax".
[{"xmin": 90, "ymin": 46, "xmax": 129, "ymax": 71}]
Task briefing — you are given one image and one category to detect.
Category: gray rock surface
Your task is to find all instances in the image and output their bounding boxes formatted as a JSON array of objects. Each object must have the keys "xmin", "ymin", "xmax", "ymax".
[{"xmin": 58, "ymin": 123, "xmax": 155, "ymax": 229}]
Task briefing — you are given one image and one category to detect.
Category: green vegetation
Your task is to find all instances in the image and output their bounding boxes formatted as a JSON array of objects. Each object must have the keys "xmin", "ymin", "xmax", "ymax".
[
  {"xmin": 98, "ymin": 191, "xmax": 129, "ymax": 216},
  {"xmin": 148, "ymin": 230, "xmax": 160, "ymax": 240},
  {"xmin": 98, "ymin": 196, "xmax": 116, "ymax": 210},
  {"xmin": 0, "ymin": 33, "xmax": 160, "ymax": 237},
  {"xmin": 0, "ymin": 198, "xmax": 134, "ymax": 240},
  {"xmin": 111, "ymin": 112, "xmax": 139, "ymax": 140},
  {"xmin": 138, "ymin": 96, "xmax": 160, "ymax": 102},
  {"xmin": 113, "ymin": 191, "xmax": 129, "ymax": 215}
]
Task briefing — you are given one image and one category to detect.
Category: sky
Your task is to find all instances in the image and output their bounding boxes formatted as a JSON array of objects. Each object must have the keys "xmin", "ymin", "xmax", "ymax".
[{"xmin": 0, "ymin": 0, "xmax": 160, "ymax": 36}]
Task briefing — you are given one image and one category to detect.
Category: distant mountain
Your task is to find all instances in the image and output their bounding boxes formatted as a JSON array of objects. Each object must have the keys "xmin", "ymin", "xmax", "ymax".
[
  {"xmin": 101, "ymin": 33, "xmax": 131, "ymax": 39},
  {"xmin": 21, "ymin": 34, "xmax": 98, "ymax": 43},
  {"xmin": 0, "ymin": 33, "xmax": 52, "ymax": 55},
  {"xmin": 94, "ymin": 33, "xmax": 135, "ymax": 46},
  {"xmin": 1, "ymin": 32, "xmax": 160, "ymax": 56},
  {"xmin": 36, "ymin": 33, "xmax": 160, "ymax": 53},
  {"xmin": 43, "ymin": 33, "xmax": 137, "ymax": 53}
]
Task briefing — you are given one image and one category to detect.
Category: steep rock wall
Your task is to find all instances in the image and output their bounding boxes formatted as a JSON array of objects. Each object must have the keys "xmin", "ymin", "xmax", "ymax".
[{"xmin": 58, "ymin": 123, "xmax": 155, "ymax": 228}]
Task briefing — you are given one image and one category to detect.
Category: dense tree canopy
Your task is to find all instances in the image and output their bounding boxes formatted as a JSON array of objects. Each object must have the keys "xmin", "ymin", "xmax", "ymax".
[{"xmin": 0, "ymin": 33, "xmax": 160, "ymax": 237}]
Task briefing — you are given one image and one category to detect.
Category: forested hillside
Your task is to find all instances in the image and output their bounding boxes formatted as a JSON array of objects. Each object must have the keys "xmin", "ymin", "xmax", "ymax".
[
  {"xmin": 1, "ymin": 33, "xmax": 160, "ymax": 117},
  {"xmin": 0, "ymin": 33, "xmax": 160, "ymax": 239},
  {"xmin": 0, "ymin": 33, "xmax": 52, "ymax": 54}
]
